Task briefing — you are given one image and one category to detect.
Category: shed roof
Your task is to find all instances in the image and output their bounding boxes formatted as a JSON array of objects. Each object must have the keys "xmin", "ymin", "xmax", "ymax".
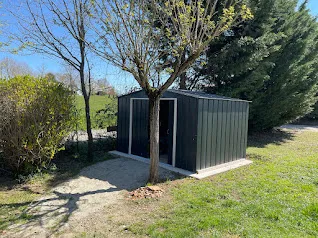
[
  {"xmin": 119, "ymin": 89, "xmax": 251, "ymax": 102},
  {"xmin": 168, "ymin": 89, "xmax": 251, "ymax": 102}
]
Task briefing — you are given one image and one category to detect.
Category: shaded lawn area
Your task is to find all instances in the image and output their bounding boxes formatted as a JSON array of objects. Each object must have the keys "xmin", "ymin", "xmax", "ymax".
[
  {"xmin": 131, "ymin": 130, "xmax": 318, "ymax": 237},
  {"xmin": 0, "ymin": 141, "xmax": 114, "ymax": 232}
]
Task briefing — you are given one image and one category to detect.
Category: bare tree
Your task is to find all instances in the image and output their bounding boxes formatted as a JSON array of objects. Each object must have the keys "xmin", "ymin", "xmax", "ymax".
[
  {"xmin": 0, "ymin": 57, "xmax": 34, "ymax": 79},
  {"xmin": 56, "ymin": 64, "xmax": 80, "ymax": 93},
  {"xmin": 8, "ymin": 0, "xmax": 95, "ymax": 160},
  {"xmin": 90, "ymin": 0, "xmax": 253, "ymax": 182}
]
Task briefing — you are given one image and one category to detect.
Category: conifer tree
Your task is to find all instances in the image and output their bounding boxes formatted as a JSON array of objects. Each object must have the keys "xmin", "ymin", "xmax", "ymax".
[{"xmin": 191, "ymin": 0, "xmax": 318, "ymax": 131}]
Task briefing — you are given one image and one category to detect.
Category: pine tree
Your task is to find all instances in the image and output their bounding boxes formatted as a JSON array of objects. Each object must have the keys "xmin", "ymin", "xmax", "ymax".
[{"xmin": 192, "ymin": 0, "xmax": 318, "ymax": 131}]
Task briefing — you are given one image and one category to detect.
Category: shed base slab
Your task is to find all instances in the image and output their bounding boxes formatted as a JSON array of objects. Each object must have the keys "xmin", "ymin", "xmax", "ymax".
[{"xmin": 109, "ymin": 151, "xmax": 252, "ymax": 179}]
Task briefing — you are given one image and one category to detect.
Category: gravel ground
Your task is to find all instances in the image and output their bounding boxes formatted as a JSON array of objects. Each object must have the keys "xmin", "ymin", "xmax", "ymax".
[
  {"xmin": 67, "ymin": 130, "xmax": 117, "ymax": 142},
  {"xmin": 5, "ymin": 158, "xmax": 176, "ymax": 238},
  {"xmin": 280, "ymin": 124, "xmax": 318, "ymax": 132}
]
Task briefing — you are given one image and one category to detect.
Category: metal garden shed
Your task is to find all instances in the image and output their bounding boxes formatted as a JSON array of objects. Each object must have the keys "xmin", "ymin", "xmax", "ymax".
[{"xmin": 115, "ymin": 89, "xmax": 250, "ymax": 174}]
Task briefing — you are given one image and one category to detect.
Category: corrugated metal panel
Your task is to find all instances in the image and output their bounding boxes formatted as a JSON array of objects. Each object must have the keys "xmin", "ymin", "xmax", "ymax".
[
  {"xmin": 229, "ymin": 101, "xmax": 235, "ymax": 162},
  {"xmin": 220, "ymin": 101, "xmax": 227, "ymax": 164},
  {"xmin": 205, "ymin": 100, "xmax": 213, "ymax": 168},
  {"xmin": 196, "ymin": 99, "xmax": 203, "ymax": 170},
  {"xmin": 131, "ymin": 99, "xmax": 149, "ymax": 157},
  {"xmin": 243, "ymin": 104, "xmax": 249, "ymax": 158},
  {"xmin": 238, "ymin": 102, "xmax": 244, "ymax": 158},
  {"xmin": 224, "ymin": 101, "xmax": 231, "ymax": 163},
  {"xmin": 117, "ymin": 97, "xmax": 130, "ymax": 153},
  {"xmin": 175, "ymin": 94, "xmax": 198, "ymax": 172},
  {"xmin": 210, "ymin": 100, "xmax": 218, "ymax": 166},
  {"xmin": 200, "ymin": 99, "xmax": 208, "ymax": 169},
  {"xmin": 232, "ymin": 102, "xmax": 238, "ymax": 160},
  {"xmin": 196, "ymin": 99, "xmax": 249, "ymax": 171},
  {"xmin": 117, "ymin": 90, "xmax": 198, "ymax": 172},
  {"xmin": 167, "ymin": 92, "xmax": 198, "ymax": 171},
  {"xmin": 216, "ymin": 100, "xmax": 222, "ymax": 165},
  {"xmin": 117, "ymin": 89, "xmax": 249, "ymax": 173}
]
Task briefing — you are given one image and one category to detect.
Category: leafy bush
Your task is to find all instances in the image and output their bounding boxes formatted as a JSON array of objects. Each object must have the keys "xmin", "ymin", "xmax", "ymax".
[
  {"xmin": 95, "ymin": 96, "xmax": 117, "ymax": 129},
  {"xmin": 0, "ymin": 76, "xmax": 75, "ymax": 175}
]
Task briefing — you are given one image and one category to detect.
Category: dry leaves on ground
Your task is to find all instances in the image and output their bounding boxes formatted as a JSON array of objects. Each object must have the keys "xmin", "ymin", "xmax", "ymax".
[{"xmin": 128, "ymin": 186, "xmax": 164, "ymax": 199}]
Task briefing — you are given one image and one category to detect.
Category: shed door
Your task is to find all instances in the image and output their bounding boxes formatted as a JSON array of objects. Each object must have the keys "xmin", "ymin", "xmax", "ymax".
[
  {"xmin": 159, "ymin": 100, "xmax": 174, "ymax": 165},
  {"xmin": 130, "ymin": 99, "xmax": 176, "ymax": 166},
  {"xmin": 131, "ymin": 100, "xmax": 149, "ymax": 157}
]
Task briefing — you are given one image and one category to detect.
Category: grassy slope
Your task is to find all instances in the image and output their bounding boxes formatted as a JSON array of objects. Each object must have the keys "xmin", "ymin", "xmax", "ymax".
[
  {"xmin": 142, "ymin": 131, "xmax": 318, "ymax": 237},
  {"xmin": 75, "ymin": 95, "xmax": 115, "ymax": 130}
]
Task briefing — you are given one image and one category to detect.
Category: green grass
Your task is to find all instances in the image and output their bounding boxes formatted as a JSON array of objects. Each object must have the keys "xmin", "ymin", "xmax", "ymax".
[
  {"xmin": 0, "ymin": 187, "xmax": 40, "ymax": 231},
  {"xmin": 75, "ymin": 95, "xmax": 117, "ymax": 130},
  {"xmin": 135, "ymin": 131, "xmax": 318, "ymax": 237},
  {"xmin": 1, "ymin": 131, "xmax": 317, "ymax": 236}
]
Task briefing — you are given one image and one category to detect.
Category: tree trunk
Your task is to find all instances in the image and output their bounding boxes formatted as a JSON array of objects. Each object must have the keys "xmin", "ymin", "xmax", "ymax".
[
  {"xmin": 80, "ymin": 70, "xmax": 93, "ymax": 161},
  {"xmin": 84, "ymin": 96, "xmax": 94, "ymax": 161},
  {"xmin": 179, "ymin": 72, "xmax": 187, "ymax": 90},
  {"xmin": 148, "ymin": 95, "xmax": 160, "ymax": 183}
]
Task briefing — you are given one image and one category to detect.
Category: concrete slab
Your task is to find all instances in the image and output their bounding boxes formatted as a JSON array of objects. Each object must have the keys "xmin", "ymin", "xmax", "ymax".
[{"xmin": 109, "ymin": 151, "xmax": 253, "ymax": 179}]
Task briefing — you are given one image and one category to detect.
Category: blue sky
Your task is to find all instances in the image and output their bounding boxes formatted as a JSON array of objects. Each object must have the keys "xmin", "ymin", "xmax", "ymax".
[
  {"xmin": 0, "ymin": 0, "xmax": 317, "ymax": 93},
  {"xmin": 308, "ymin": 0, "xmax": 318, "ymax": 15}
]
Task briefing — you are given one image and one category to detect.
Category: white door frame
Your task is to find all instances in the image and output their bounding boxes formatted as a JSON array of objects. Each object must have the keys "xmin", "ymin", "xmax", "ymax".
[{"xmin": 128, "ymin": 98, "xmax": 177, "ymax": 167}]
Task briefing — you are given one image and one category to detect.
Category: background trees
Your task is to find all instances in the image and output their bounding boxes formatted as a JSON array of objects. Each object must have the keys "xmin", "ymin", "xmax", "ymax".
[
  {"xmin": 187, "ymin": 0, "xmax": 318, "ymax": 131},
  {"xmin": 0, "ymin": 57, "xmax": 34, "ymax": 79},
  {"xmin": 8, "ymin": 0, "xmax": 95, "ymax": 160}
]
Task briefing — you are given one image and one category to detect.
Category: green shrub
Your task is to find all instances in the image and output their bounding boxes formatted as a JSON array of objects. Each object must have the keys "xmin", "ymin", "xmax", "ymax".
[
  {"xmin": 0, "ymin": 76, "xmax": 75, "ymax": 175},
  {"xmin": 95, "ymin": 96, "xmax": 117, "ymax": 129}
]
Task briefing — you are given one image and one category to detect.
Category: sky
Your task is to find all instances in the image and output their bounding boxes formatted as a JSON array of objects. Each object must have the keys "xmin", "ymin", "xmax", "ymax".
[
  {"xmin": 308, "ymin": 0, "xmax": 318, "ymax": 15},
  {"xmin": 0, "ymin": 0, "xmax": 318, "ymax": 93}
]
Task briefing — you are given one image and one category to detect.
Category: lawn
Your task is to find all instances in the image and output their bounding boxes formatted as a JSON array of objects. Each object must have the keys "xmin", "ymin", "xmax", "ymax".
[
  {"xmin": 129, "ymin": 130, "xmax": 318, "ymax": 237},
  {"xmin": 1, "ymin": 130, "xmax": 317, "ymax": 237},
  {"xmin": 75, "ymin": 95, "xmax": 117, "ymax": 131}
]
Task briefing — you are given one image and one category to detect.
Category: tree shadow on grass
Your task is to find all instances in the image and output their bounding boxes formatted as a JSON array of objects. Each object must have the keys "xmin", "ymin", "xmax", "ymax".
[
  {"xmin": 1, "ymin": 188, "xmax": 117, "ymax": 235},
  {"xmin": 0, "ymin": 132, "xmax": 181, "ymax": 236},
  {"xmin": 248, "ymin": 129, "xmax": 295, "ymax": 148}
]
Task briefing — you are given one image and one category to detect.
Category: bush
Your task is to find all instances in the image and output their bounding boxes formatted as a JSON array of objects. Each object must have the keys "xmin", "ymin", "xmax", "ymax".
[
  {"xmin": 0, "ymin": 76, "xmax": 75, "ymax": 175},
  {"xmin": 95, "ymin": 96, "xmax": 117, "ymax": 129}
]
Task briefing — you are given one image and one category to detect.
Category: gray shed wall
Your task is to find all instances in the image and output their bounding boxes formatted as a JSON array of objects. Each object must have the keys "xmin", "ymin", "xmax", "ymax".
[
  {"xmin": 196, "ymin": 99, "xmax": 249, "ymax": 171},
  {"xmin": 164, "ymin": 91, "xmax": 198, "ymax": 172},
  {"xmin": 117, "ymin": 90, "xmax": 249, "ymax": 173},
  {"xmin": 116, "ymin": 90, "xmax": 198, "ymax": 172},
  {"xmin": 117, "ymin": 90, "xmax": 148, "ymax": 153}
]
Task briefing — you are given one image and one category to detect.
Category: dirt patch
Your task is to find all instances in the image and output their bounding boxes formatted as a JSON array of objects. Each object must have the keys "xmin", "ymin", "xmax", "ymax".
[
  {"xmin": 63, "ymin": 181, "xmax": 177, "ymax": 238},
  {"xmin": 128, "ymin": 186, "xmax": 164, "ymax": 199}
]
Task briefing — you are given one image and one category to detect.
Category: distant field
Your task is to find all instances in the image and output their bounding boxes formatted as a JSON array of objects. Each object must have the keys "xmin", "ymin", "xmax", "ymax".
[{"xmin": 75, "ymin": 95, "xmax": 117, "ymax": 131}]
